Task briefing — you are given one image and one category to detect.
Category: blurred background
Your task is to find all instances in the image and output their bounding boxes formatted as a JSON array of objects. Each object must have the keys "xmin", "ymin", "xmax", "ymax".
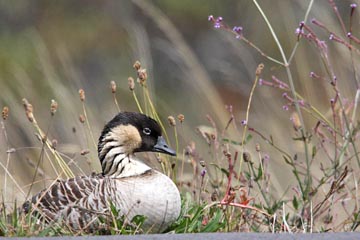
[{"xmin": 0, "ymin": 0, "xmax": 359, "ymax": 210}]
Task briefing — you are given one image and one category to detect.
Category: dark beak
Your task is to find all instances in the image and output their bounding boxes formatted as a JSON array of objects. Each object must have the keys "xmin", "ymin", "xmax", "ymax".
[{"xmin": 153, "ymin": 136, "xmax": 176, "ymax": 156}]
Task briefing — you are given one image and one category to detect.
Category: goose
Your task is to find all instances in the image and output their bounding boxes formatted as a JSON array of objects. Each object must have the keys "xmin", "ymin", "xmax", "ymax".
[{"xmin": 22, "ymin": 112, "xmax": 181, "ymax": 233}]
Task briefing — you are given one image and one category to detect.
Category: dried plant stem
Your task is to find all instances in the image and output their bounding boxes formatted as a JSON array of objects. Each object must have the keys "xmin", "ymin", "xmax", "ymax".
[
  {"xmin": 221, "ymin": 151, "xmax": 272, "ymax": 218},
  {"xmin": 240, "ymin": 37, "xmax": 284, "ymax": 66},
  {"xmin": 288, "ymin": 0, "xmax": 314, "ymax": 64},
  {"xmin": 27, "ymin": 137, "xmax": 47, "ymax": 197},
  {"xmin": 58, "ymin": 152, "xmax": 86, "ymax": 176},
  {"xmin": 142, "ymin": 87, "xmax": 149, "ymax": 116},
  {"xmin": 348, "ymin": 2, "xmax": 359, "ymax": 87},
  {"xmin": 81, "ymin": 103, "xmax": 97, "ymax": 151},
  {"xmin": 112, "ymin": 93, "xmax": 121, "ymax": 112},
  {"xmin": 329, "ymin": 0, "xmax": 347, "ymax": 35},
  {"xmin": 349, "ymin": 48, "xmax": 360, "ymax": 88},
  {"xmin": 180, "ymin": 151, "xmax": 185, "ymax": 184},
  {"xmin": 172, "ymin": 126, "xmax": 179, "ymax": 181},
  {"xmin": 1, "ymin": 121, "xmax": 11, "ymax": 198},
  {"xmin": 313, "ymin": 28, "xmax": 360, "ymax": 168},
  {"xmin": 220, "ymin": 201, "xmax": 271, "ymax": 218},
  {"xmin": 178, "ymin": 123, "xmax": 186, "ymax": 182},
  {"xmin": 282, "ymin": 203, "xmax": 292, "ymax": 233},
  {"xmin": 349, "ymin": 89, "xmax": 360, "ymax": 165},
  {"xmin": 281, "ymin": 88, "xmax": 336, "ymax": 131},
  {"xmin": 3, "ymin": 151, "xmax": 11, "ymax": 197},
  {"xmin": 249, "ymin": 127, "xmax": 305, "ymax": 195},
  {"xmin": 30, "ymin": 117, "xmax": 74, "ymax": 178},
  {"xmin": 143, "ymin": 87, "xmax": 170, "ymax": 142},
  {"xmin": 239, "ymin": 65, "xmax": 261, "ymax": 174},
  {"xmin": 248, "ymin": 162, "xmax": 270, "ymax": 207},
  {"xmin": 337, "ymin": 90, "xmax": 360, "ymax": 167},
  {"xmin": 132, "ymin": 91, "xmax": 144, "ymax": 114},
  {"xmin": 139, "ymin": 86, "xmax": 172, "ymax": 174},
  {"xmin": 0, "ymin": 160, "xmax": 26, "ymax": 197},
  {"xmin": 253, "ymin": 0, "xmax": 311, "ymax": 198}
]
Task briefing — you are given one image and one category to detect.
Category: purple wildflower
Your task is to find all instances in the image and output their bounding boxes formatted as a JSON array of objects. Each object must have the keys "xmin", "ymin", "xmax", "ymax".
[
  {"xmin": 208, "ymin": 15, "xmax": 223, "ymax": 29},
  {"xmin": 241, "ymin": 120, "xmax": 247, "ymax": 125},
  {"xmin": 201, "ymin": 169, "xmax": 207, "ymax": 177},
  {"xmin": 295, "ymin": 28, "xmax": 303, "ymax": 35},
  {"xmin": 233, "ymin": 26, "xmax": 243, "ymax": 39},
  {"xmin": 214, "ymin": 16, "xmax": 223, "ymax": 28},
  {"xmin": 310, "ymin": 72, "xmax": 320, "ymax": 79},
  {"xmin": 351, "ymin": 3, "xmax": 357, "ymax": 8},
  {"xmin": 233, "ymin": 26, "xmax": 243, "ymax": 34},
  {"xmin": 282, "ymin": 105, "xmax": 289, "ymax": 111}
]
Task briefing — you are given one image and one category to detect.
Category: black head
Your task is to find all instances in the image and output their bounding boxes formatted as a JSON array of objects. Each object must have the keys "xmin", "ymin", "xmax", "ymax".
[{"xmin": 98, "ymin": 112, "xmax": 176, "ymax": 158}]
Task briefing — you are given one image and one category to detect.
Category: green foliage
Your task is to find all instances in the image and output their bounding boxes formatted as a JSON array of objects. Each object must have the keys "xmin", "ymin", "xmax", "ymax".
[
  {"xmin": 105, "ymin": 201, "xmax": 146, "ymax": 235},
  {"xmin": 167, "ymin": 193, "xmax": 225, "ymax": 233},
  {"xmin": 0, "ymin": 204, "xmax": 63, "ymax": 237}
]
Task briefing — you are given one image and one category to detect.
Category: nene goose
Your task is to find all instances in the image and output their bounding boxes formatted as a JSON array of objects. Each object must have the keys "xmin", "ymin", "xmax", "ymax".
[{"xmin": 23, "ymin": 112, "xmax": 181, "ymax": 233}]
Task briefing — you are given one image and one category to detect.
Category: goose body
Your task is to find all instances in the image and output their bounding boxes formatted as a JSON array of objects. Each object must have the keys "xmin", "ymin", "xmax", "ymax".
[{"xmin": 23, "ymin": 112, "xmax": 181, "ymax": 233}]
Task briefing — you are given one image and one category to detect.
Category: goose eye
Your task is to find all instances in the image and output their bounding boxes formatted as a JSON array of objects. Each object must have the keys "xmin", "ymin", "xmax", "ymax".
[{"xmin": 143, "ymin": 128, "xmax": 151, "ymax": 135}]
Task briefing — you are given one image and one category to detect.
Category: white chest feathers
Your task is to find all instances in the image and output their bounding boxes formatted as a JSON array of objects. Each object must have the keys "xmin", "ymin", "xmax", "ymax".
[{"xmin": 107, "ymin": 169, "xmax": 181, "ymax": 232}]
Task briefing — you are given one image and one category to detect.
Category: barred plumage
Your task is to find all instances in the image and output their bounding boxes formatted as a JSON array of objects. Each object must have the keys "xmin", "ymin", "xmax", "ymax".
[{"xmin": 23, "ymin": 112, "xmax": 181, "ymax": 233}]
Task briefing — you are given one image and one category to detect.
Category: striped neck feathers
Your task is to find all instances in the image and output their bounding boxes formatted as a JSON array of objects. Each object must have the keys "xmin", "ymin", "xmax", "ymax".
[{"xmin": 98, "ymin": 124, "xmax": 151, "ymax": 177}]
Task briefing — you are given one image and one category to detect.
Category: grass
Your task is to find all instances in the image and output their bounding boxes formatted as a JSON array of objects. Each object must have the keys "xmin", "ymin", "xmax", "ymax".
[{"xmin": 1, "ymin": 0, "xmax": 360, "ymax": 236}]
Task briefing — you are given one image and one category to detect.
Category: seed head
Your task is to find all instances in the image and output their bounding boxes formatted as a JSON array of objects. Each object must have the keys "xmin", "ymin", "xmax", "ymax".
[
  {"xmin": 256, "ymin": 63, "xmax": 264, "ymax": 76},
  {"xmin": 81, "ymin": 149, "xmax": 90, "ymax": 155},
  {"xmin": 51, "ymin": 139, "xmax": 58, "ymax": 150},
  {"xmin": 177, "ymin": 114, "xmax": 185, "ymax": 123},
  {"xmin": 128, "ymin": 77, "xmax": 135, "ymax": 91},
  {"xmin": 255, "ymin": 143, "xmax": 261, "ymax": 152},
  {"xmin": 79, "ymin": 89, "xmax": 85, "ymax": 102},
  {"xmin": 110, "ymin": 81, "xmax": 116, "ymax": 93},
  {"xmin": 22, "ymin": 98, "xmax": 34, "ymax": 122},
  {"xmin": 79, "ymin": 114, "xmax": 86, "ymax": 123},
  {"xmin": 2, "ymin": 106, "xmax": 9, "ymax": 120},
  {"xmin": 133, "ymin": 61, "xmax": 141, "ymax": 70},
  {"xmin": 168, "ymin": 116, "xmax": 176, "ymax": 127},
  {"xmin": 211, "ymin": 190, "xmax": 218, "ymax": 201},
  {"xmin": 243, "ymin": 152, "xmax": 252, "ymax": 163},
  {"xmin": 290, "ymin": 112, "xmax": 301, "ymax": 131},
  {"xmin": 137, "ymin": 68, "xmax": 147, "ymax": 86},
  {"xmin": 50, "ymin": 99, "xmax": 58, "ymax": 116}
]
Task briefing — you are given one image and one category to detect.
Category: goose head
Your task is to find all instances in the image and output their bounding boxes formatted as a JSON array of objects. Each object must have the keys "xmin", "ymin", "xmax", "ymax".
[{"xmin": 98, "ymin": 112, "xmax": 175, "ymax": 175}]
